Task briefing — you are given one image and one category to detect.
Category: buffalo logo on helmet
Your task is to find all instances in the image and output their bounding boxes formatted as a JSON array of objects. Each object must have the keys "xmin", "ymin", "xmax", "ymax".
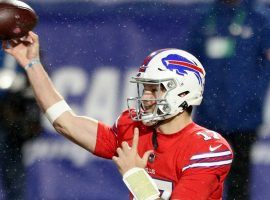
[{"xmin": 162, "ymin": 54, "xmax": 204, "ymax": 85}]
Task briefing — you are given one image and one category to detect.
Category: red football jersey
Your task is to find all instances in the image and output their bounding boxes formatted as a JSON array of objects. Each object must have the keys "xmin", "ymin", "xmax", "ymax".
[{"xmin": 94, "ymin": 110, "xmax": 233, "ymax": 200}]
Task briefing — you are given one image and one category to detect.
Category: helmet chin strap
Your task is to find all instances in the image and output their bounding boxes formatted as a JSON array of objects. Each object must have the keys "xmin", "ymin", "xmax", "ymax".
[
  {"xmin": 144, "ymin": 108, "xmax": 187, "ymax": 157},
  {"xmin": 179, "ymin": 101, "xmax": 188, "ymax": 112}
]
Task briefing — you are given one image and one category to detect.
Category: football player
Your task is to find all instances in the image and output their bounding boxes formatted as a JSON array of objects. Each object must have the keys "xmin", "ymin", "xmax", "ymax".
[{"xmin": 3, "ymin": 32, "xmax": 233, "ymax": 200}]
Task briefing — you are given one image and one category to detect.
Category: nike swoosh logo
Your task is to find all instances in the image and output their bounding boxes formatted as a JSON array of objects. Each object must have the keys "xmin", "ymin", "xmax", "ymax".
[{"xmin": 209, "ymin": 144, "xmax": 222, "ymax": 152}]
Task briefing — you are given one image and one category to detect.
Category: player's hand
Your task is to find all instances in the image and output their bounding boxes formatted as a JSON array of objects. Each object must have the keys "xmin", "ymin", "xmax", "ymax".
[
  {"xmin": 2, "ymin": 31, "xmax": 40, "ymax": 68},
  {"xmin": 112, "ymin": 127, "xmax": 153, "ymax": 176}
]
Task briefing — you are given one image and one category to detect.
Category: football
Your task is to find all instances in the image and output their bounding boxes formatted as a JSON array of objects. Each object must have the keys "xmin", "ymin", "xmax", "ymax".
[{"xmin": 0, "ymin": 0, "xmax": 38, "ymax": 40}]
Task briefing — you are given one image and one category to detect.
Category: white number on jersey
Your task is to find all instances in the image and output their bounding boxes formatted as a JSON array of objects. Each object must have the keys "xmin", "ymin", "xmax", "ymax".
[
  {"xmin": 196, "ymin": 130, "xmax": 220, "ymax": 141},
  {"xmin": 153, "ymin": 178, "xmax": 173, "ymax": 200}
]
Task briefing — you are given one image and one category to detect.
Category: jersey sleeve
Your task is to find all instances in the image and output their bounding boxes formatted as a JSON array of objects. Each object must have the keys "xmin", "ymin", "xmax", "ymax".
[
  {"xmin": 172, "ymin": 130, "xmax": 233, "ymax": 199},
  {"xmin": 93, "ymin": 121, "xmax": 118, "ymax": 159},
  {"xmin": 93, "ymin": 110, "xmax": 135, "ymax": 159}
]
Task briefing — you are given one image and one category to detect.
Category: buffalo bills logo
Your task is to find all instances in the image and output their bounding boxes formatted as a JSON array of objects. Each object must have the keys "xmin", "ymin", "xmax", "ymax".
[{"xmin": 162, "ymin": 54, "xmax": 204, "ymax": 85}]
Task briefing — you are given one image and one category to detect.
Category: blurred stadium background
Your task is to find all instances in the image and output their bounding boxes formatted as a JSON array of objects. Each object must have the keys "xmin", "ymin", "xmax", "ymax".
[{"xmin": 0, "ymin": 0, "xmax": 270, "ymax": 199}]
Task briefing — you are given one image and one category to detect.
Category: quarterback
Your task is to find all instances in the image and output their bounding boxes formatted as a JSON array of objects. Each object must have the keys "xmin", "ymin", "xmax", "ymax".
[{"xmin": 3, "ymin": 32, "xmax": 233, "ymax": 200}]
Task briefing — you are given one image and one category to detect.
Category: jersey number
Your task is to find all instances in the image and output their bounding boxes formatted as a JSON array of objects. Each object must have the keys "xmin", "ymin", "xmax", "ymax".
[
  {"xmin": 153, "ymin": 178, "xmax": 173, "ymax": 200},
  {"xmin": 196, "ymin": 130, "xmax": 220, "ymax": 141}
]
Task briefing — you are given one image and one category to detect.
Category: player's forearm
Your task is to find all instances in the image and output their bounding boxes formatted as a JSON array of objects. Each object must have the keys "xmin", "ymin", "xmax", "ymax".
[
  {"xmin": 25, "ymin": 62, "xmax": 63, "ymax": 111},
  {"xmin": 55, "ymin": 114, "xmax": 98, "ymax": 152},
  {"xmin": 24, "ymin": 61, "xmax": 99, "ymax": 152}
]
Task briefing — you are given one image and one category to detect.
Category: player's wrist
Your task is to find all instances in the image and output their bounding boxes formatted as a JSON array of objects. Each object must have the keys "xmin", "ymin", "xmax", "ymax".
[
  {"xmin": 24, "ymin": 58, "xmax": 41, "ymax": 71},
  {"xmin": 123, "ymin": 167, "xmax": 160, "ymax": 200}
]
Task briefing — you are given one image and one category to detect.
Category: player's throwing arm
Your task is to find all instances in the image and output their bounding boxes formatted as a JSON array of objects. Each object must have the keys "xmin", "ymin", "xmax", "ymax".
[{"xmin": 2, "ymin": 32, "xmax": 99, "ymax": 153}]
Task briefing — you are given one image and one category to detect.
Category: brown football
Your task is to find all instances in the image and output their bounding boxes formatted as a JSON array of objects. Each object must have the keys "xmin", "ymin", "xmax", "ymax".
[{"xmin": 0, "ymin": 0, "xmax": 38, "ymax": 40}]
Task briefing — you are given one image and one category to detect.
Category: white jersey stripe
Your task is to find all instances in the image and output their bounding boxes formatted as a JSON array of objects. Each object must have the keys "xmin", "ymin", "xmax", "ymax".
[
  {"xmin": 115, "ymin": 115, "xmax": 121, "ymax": 129},
  {"xmin": 191, "ymin": 150, "xmax": 232, "ymax": 160},
  {"xmin": 182, "ymin": 159, "xmax": 233, "ymax": 172}
]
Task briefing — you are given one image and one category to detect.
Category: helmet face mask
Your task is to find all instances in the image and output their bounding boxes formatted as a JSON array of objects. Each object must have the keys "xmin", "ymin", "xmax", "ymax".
[
  {"xmin": 127, "ymin": 79, "xmax": 176, "ymax": 126},
  {"xmin": 127, "ymin": 48, "xmax": 206, "ymax": 126}
]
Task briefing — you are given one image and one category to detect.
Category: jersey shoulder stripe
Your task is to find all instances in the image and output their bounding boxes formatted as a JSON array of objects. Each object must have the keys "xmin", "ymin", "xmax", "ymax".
[
  {"xmin": 182, "ymin": 159, "xmax": 232, "ymax": 172},
  {"xmin": 191, "ymin": 150, "xmax": 231, "ymax": 160},
  {"xmin": 182, "ymin": 150, "xmax": 233, "ymax": 172}
]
